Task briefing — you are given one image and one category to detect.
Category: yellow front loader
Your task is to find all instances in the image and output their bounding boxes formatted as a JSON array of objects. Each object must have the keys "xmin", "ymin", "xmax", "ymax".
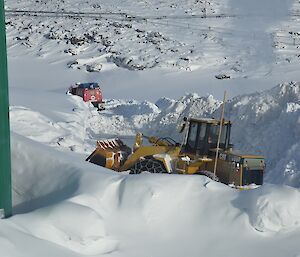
[{"xmin": 86, "ymin": 118, "xmax": 265, "ymax": 187}]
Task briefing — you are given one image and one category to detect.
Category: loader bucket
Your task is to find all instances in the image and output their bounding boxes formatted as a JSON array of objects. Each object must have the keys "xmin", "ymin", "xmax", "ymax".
[{"xmin": 86, "ymin": 138, "xmax": 132, "ymax": 171}]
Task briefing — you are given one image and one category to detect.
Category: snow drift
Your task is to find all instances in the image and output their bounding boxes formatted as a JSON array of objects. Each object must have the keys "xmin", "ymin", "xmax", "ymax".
[{"xmin": 3, "ymin": 132, "xmax": 300, "ymax": 257}]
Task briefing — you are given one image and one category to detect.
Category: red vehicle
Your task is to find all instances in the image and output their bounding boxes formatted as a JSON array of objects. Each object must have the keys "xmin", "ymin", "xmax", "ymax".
[{"xmin": 68, "ymin": 82, "xmax": 105, "ymax": 110}]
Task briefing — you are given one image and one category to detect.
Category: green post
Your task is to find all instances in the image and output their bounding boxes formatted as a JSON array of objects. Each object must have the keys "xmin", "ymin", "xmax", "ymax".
[{"xmin": 0, "ymin": 0, "xmax": 12, "ymax": 218}]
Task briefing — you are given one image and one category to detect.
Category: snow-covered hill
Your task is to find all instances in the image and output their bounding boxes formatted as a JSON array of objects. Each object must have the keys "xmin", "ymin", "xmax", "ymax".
[
  {"xmin": 4, "ymin": 0, "xmax": 300, "ymax": 77},
  {"xmin": 5, "ymin": 0, "xmax": 227, "ymax": 71}
]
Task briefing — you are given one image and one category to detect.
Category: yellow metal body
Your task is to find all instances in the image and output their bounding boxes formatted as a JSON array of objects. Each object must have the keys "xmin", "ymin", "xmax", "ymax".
[
  {"xmin": 86, "ymin": 135, "xmax": 213, "ymax": 175},
  {"xmin": 120, "ymin": 145, "xmax": 181, "ymax": 171}
]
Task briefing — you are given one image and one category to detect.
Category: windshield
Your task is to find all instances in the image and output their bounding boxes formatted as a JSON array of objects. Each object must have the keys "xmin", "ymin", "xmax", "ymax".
[
  {"xmin": 208, "ymin": 124, "xmax": 228, "ymax": 147},
  {"xmin": 187, "ymin": 122, "xmax": 197, "ymax": 148},
  {"xmin": 184, "ymin": 121, "xmax": 230, "ymax": 155}
]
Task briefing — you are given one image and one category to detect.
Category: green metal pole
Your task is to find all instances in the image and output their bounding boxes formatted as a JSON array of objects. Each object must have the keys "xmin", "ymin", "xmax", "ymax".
[{"xmin": 0, "ymin": 0, "xmax": 12, "ymax": 218}]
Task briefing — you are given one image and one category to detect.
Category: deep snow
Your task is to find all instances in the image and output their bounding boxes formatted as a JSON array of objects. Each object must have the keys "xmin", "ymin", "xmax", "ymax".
[
  {"xmin": 5, "ymin": 134, "xmax": 300, "ymax": 257},
  {"xmin": 2, "ymin": 0, "xmax": 300, "ymax": 256}
]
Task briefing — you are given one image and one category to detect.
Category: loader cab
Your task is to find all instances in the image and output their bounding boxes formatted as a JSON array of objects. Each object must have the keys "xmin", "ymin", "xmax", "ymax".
[{"xmin": 183, "ymin": 118, "xmax": 231, "ymax": 156}]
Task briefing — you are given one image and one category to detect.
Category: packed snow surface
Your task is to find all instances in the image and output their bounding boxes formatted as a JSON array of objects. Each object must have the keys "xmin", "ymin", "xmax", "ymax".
[{"xmin": 2, "ymin": 0, "xmax": 300, "ymax": 256}]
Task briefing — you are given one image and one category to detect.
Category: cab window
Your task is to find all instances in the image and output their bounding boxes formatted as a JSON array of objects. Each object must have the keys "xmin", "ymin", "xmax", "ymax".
[
  {"xmin": 187, "ymin": 122, "xmax": 197, "ymax": 149},
  {"xmin": 208, "ymin": 124, "xmax": 228, "ymax": 148}
]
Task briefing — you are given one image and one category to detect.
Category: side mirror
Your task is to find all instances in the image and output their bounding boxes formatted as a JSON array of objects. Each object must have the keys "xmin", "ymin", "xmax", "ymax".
[
  {"xmin": 178, "ymin": 117, "xmax": 188, "ymax": 133},
  {"xmin": 133, "ymin": 132, "xmax": 143, "ymax": 151}
]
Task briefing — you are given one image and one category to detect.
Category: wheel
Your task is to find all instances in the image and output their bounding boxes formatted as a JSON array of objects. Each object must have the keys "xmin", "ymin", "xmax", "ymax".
[
  {"xmin": 130, "ymin": 158, "xmax": 167, "ymax": 174},
  {"xmin": 195, "ymin": 170, "xmax": 219, "ymax": 182}
]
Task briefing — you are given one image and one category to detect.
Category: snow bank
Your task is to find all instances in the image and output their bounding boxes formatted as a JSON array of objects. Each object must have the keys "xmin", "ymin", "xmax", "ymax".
[
  {"xmin": 227, "ymin": 82, "xmax": 300, "ymax": 186},
  {"xmin": 235, "ymin": 185, "xmax": 300, "ymax": 233},
  {"xmin": 88, "ymin": 93, "xmax": 220, "ymax": 140},
  {"xmin": 10, "ymin": 133, "xmax": 119, "ymax": 255},
  {"xmin": 5, "ymin": 132, "xmax": 300, "ymax": 257},
  {"xmin": 5, "ymin": 0, "xmax": 227, "ymax": 71},
  {"xmin": 148, "ymin": 93, "xmax": 220, "ymax": 138},
  {"xmin": 11, "ymin": 133, "xmax": 82, "ymax": 213},
  {"xmin": 13, "ymin": 202, "xmax": 118, "ymax": 255}
]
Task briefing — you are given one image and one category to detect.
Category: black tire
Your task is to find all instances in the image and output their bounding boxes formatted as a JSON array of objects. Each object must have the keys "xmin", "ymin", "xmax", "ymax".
[{"xmin": 130, "ymin": 158, "xmax": 167, "ymax": 174}]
